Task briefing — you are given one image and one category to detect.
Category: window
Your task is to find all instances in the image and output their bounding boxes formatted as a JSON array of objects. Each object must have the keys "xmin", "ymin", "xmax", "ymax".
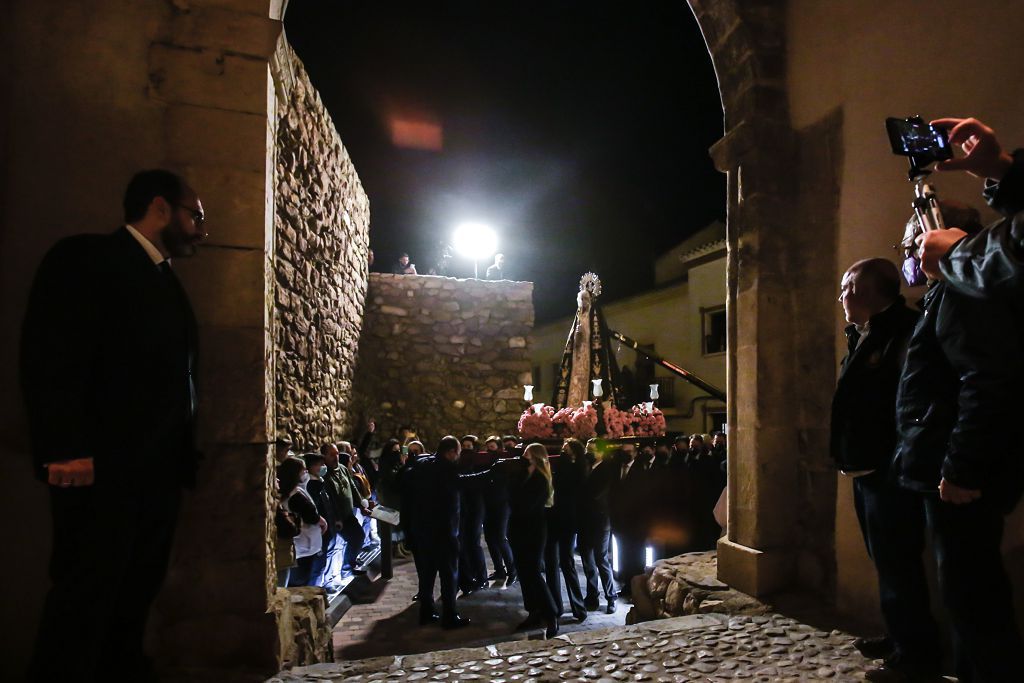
[
  {"xmin": 654, "ymin": 376, "xmax": 676, "ymax": 409},
  {"xmin": 704, "ymin": 407, "xmax": 727, "ymax": 434},
  {"xmin": 702, "ymin": 306, "xmax": 727, "ymax": 355}
]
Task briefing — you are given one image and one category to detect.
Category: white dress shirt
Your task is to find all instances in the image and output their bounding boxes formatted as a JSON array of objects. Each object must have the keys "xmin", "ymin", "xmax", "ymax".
[{"xmin": 125, "ymin": 224, "xmax": 167, "ymax": 267}]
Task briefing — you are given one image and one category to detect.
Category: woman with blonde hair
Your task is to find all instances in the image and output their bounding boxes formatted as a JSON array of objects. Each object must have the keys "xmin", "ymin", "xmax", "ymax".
[{"xmin": 508, "ymin": 443, "xmax": 559, "ymax": 638}]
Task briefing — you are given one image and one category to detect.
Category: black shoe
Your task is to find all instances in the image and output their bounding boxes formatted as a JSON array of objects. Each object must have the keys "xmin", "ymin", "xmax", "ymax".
[
  {"xmin": 441, "ymin": 615, "xmax": 471, "ymax": 630},
  {"xmin": 573, "ymin": 609, "xmax": 587, "ymax": 623},
  {"xmin": 419, "ymin": 612, "xmax": 440, "ymax": 625},
  {"xmin": 411, "ymin": 592, "xmax": 419, "ymax": 602},
  {"xmin": 488, "ymin": 571, "xmax": 507, "ymax": 582},
  {"xmin": 516, "ymin": 614, "xmax": 543, "ymax": 631},
  {"xmin": 545, "ymin": 619, "xmax": 559, "ymax": 639},
  {"xmin": 854, "ymin": 635, "xmax": 896, "ymax": 660},
  {"xmin": 605, "ymin": 600, "xmax": 616, "ymax": 614},
  {"xmin": 458, "ymin": 586, "xmax": 476, "ymax": 598},
  {"xmin": 504, "ymin": 573, "xmax": 518, "ymax": 587},
  {"xmin": 584, "ymin": 597, "xmax": 600, "ymax": 611}
]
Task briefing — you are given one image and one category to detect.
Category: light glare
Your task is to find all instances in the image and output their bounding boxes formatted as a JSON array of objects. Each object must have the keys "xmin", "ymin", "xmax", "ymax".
[{"xmin": 453, "ymin": 222, "xmax": 498, "ymax": 260}]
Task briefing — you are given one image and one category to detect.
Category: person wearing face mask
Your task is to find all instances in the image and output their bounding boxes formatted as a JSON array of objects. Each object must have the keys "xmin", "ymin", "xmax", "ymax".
[
  {"xmin": 278, "ymin": 456, "xmax": 327, "ymax": 587},
  {"xmin": 303, "ymin": 452, "xmax": 335, "ymax": 587}
]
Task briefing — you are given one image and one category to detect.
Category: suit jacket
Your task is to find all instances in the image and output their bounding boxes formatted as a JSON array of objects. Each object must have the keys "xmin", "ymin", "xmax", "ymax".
[
  {"xmin": 829, "ymin": 299, "xmax": 919, "ymax": 473},
  {"xmin": 20, "ymin": 227, "xmax": 200, "ymax": 487}
]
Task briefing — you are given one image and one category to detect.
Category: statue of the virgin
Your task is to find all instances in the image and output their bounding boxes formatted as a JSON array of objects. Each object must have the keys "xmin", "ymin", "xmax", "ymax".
[{"xmin": 551, "ymin": 273, "xmax": 623, "ymax": 409}]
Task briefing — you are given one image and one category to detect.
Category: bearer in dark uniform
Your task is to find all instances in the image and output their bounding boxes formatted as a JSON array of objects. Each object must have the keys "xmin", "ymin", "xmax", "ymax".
[{"xmin": 409, "ymin": 436, "xmax": 471, "ymax": 629}]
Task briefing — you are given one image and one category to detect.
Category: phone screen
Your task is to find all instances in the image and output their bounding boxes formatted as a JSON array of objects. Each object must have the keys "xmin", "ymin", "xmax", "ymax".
[{"xmin": 885, "ymin": 117, "xmax": 952, "ymax": 161}]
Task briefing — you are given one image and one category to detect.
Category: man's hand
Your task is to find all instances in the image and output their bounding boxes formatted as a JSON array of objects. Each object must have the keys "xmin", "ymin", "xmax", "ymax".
[
  {"xmin": 931, "ymin": 117, "xmax": 1014, "ymax": 180},
  {"xmin": 939, "ymin": 477, "xmax": 982, "ymax": 504},
  {"xmin": 46, "ymin": 457, "xmax": 95, "ymax": 487},
  {"xmin": 915, "ymin": 228, "xmax": 968, "ymax": 280}
]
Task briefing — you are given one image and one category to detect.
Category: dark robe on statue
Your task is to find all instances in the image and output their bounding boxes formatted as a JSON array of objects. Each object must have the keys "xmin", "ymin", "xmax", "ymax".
[{"xmin": 551, "ymin": 273, "xmax": 624, "ymax": 410}]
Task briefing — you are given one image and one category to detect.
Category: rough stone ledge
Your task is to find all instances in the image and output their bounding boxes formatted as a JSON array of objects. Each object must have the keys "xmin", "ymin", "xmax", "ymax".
[
  {"xmin": 269, "ymin": 612, "xmax": 875, "ymax": 681},
  {"xmin": 627, "ymin": 550, "xmax": 771, "ymax": 625}
]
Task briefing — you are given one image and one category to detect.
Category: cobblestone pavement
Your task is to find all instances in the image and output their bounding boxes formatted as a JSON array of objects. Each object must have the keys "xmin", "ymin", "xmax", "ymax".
[
  {"xmin": 275, "ymin": 612, "xmax": 883, "ymax": 682},
  {"xmin": 333, "ymin": 552, "xmax": 628, "ymax": 661}
]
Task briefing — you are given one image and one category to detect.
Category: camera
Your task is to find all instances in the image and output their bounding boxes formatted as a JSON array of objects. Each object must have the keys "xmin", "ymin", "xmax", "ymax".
[
  {"xmin": 886, "ymin": 116, "xmax": 953, "ymax": 179},
  {"xmin": 887, "ymin": 116, "xmax": 950, "ymax": 286}
]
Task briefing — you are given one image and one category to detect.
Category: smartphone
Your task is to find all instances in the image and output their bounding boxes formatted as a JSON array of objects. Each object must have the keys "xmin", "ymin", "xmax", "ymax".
[{"xmin": 885, "ymin": 116, "xmax": 953, "ymax": 165}]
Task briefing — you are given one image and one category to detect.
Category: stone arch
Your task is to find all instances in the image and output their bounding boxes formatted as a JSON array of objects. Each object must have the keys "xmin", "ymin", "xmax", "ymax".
[{"xmin": 686, "ymin": 0, "xmax": 841, "ymax": 598}]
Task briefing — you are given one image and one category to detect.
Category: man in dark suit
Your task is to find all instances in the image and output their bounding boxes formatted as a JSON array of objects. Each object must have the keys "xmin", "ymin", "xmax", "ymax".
[
  {"xmin": 829, "ymin": 257, "xmax": 942, "ymax": 682},
  {"xmin": 578, "ymin": 450, "xmax": 617, "ymax": 613},
  {"xmin": 610, "ymin": 443, "xmax": 650, "ymax": 598},
  {"xmin": 409, "ymin": 436, "xmax": 472, "ymax": 629},
  {"xmin": 20, "ymin": 169, "xmax": 206, "ymax": 681}
]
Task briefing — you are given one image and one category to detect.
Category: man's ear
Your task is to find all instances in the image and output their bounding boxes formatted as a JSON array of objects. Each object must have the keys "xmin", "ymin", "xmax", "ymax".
[{"xmin": 152, "ymin": 196, "xmax": 172, "ymax": 224}]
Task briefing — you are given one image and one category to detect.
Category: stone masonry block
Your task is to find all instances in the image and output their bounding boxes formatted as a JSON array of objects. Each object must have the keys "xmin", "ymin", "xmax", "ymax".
[
  {"xmin": 177, "ymin": 246, "xmax": 266, "ymax": 328},
  {"xmin": 150, "ymin": 43, "xmax": 269, "ymax": 114},
  {"xmin": 180, "ymin": 165, "xmax": 267, "ymax": 249},
  {"xmin": 165, "ymin": 104, "xmax": 267, "ymax": 172},
  {"xmin": 169, "ymin": 4, "xmax": 281, "ymax": 58}
]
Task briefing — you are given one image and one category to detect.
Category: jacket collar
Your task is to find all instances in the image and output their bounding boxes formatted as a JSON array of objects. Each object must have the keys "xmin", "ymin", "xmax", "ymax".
[{"xmin": 843, "ymin": 296, "xmax": 907, "ymax": 341}]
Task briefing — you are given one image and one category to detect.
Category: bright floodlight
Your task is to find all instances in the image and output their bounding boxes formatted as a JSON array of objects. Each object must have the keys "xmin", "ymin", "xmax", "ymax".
[{"xmin": 453, "ymin": 222, "xmax": 498, "ymax": 260}]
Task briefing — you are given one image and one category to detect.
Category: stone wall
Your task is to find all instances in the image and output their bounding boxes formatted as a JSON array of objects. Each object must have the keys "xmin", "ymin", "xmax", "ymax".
[
  {"xmin": 353, "ymin": 274, "xmax": 534, "ymax": 446},
  {"xmin": 272, "ymin": 42, "xmax": 370, "ymax": 449}
]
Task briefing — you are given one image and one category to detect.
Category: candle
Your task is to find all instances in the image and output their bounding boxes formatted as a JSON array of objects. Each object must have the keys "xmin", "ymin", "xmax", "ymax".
[
  {"xmin": 649, "ymin": 383, "xmax": 659, "ymax": 400},
  {"xmin": 592, "ymin": 379, "xmax": 603, "ymax": 398},
  {"xmin": 523, "ymin": 384, "xmax": 534, "ymax": 402}
]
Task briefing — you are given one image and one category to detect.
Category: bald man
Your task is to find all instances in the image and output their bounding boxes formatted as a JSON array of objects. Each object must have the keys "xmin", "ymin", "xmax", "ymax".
[{"xmin": 830, "ymin": 258, "xmax": 943, "ymax": 681}]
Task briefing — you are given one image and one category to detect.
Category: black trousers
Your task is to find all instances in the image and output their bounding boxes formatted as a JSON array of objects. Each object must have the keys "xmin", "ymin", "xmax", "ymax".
[
  {"xmin": 924, "ymin": 494, "xmax": 1023, "ymax": 683},
  {"xmin": 544, "ymin": 516, "xmax": 585, "ymax": 617},
  {"xmin": 852, "ymin": 471, "xmax": 940, "ymax": 671},
  {"xmin": 509, "ymin": 512, "xmax": 556, "ymax": 621},
  {"xmin": 414, "ymin": 531, "xmax": 460, "ymax": 621},
  {"xmin": 484, "ymin": 499, "xmax": 515, "ymax": 577},
  {"xmin": 30, "ymin": 480, "xmax": 181, "ymax": 681},
  {"xmin": 579, "ymin": 513, "xmax": 616, "ymax": 603},
  {"xmin": 458, "ymin": 495, "xmax": 487, "ymax": 590},
  {"xmin": 615, "ymin": 531, "xmax": 646, "ymax": 596}
]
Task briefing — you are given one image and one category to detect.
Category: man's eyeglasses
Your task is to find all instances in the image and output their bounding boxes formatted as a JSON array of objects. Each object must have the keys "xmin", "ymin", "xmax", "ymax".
[{"xmin": 177, "ymin": 205, "xmax": 205, "ymax": 226}]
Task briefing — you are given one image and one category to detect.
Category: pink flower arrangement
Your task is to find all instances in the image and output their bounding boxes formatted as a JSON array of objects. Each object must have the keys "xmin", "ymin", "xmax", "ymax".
[
  {"xmin": 551, "ymin": 406, "xmax": 576, "ymax": 434},
  {"xmin": 570, "ymin": 403, "xmax": 598, "ymax": 439},
  {"xmin": 603, "ymin": 404, "xmax": 634, "ymax": 439},
  {"xmin": 518, "ymin": 404, "xmax": 555, "ymax": 439},
  {"xmin": 632, "ymin": 404, "xmax": 667, "ymax": 437}
]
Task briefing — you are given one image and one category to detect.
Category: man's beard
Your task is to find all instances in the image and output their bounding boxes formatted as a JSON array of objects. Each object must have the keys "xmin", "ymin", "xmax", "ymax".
[{"xmin": 161, "ymin": 216, "xmax": 201, "ymax": 257}]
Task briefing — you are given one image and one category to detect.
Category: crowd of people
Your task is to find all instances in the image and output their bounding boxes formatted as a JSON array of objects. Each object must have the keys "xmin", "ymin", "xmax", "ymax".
[
  {"xmin": 830, "ymin": 117, "xmax": 1024, "ymax": 682},
  {"xmin": 274, "ymin": 424, "xmax": 728, "ymax": 638}
]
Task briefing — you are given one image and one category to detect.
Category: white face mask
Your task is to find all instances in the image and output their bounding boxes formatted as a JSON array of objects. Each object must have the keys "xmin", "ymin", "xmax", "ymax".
[{"xmin": 299, "ymin": 472, "xmax": 310, "ymax": 486}]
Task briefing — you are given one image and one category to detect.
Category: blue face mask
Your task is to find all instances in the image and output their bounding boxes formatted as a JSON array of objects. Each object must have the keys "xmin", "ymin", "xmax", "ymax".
[{"xmin": 319, "ymin": 465, "xmax": 327, "ymax": 478}]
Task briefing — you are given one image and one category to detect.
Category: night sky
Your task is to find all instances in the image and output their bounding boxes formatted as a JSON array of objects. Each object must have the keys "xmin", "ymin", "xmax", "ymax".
[{"xmin": 284, "ymin": 2, "xmax": 724, "ymax": 322}]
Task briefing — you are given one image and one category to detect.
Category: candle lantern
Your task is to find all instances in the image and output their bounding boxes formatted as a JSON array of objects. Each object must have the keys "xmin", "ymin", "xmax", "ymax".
[
  {"xmin": 649, "ymin": 383, "xmax": 659, "ymax": 400},
  {"xmin": 592, "ymin": 379, "xmax": 604, "ymax": 399},
  {"xmin": 643, "ymin": 401, "xmax": 655, "ymax": 413},
  {"xmin": 523, "ymin": 384, "xmax": 534, "ymax": 402}
]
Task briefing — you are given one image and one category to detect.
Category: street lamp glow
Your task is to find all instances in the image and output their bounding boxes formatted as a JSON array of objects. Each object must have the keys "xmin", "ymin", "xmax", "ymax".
[{"xmin": 452, "ymin": 222, "xmax": 498, "ymax": 277}]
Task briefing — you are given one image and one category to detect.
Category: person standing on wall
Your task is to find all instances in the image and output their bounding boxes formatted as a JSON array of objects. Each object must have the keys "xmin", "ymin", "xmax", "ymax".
[
  {"xmin": 829, "ymin": 257, "xmax": 943, "ymax": 681},
  {"xmin": 20, "ymin": 170, "xmax": 206, "ymax": 682},
  {"xmin": 486, "ymin": 253, "xmax": 506, "ymax": 280}
]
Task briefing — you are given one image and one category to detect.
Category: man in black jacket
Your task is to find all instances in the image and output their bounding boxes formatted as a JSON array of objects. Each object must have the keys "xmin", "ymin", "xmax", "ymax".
[
  {"xmin": 918, "ymin": 117, "xmax": 1024, "ymax": 299},
  {"xmin": 20, "ymin": 170, "xmax": 205, "ymax": 681},
  {"xmin": 895, "ymin": 206, "xmax": 1024, "ymax": 682},
  {"xmin": 409, "ymin": 436, "xmax": 472, "ymax": 629},
  {"xmin": 829, "ymin": 258, "xmax": 940, "ymax": 681}
]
